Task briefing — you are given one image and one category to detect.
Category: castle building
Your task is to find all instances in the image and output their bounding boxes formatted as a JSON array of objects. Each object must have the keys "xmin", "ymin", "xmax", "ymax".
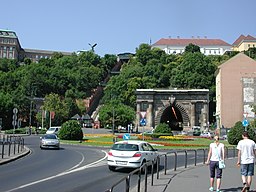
[
  {"xmin": 152, "ymin": 37, "xmax": 232, "ymax": 55},
  {"xmin": 0, "ymin": 29, "xmax": 71, "ymax": 62}
]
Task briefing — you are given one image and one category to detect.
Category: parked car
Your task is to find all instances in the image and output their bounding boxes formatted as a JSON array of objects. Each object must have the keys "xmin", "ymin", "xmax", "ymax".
[
  {"xmin": 200, "ymin": 132, "xmax": 214, "ymax": 138},
  {"xmin": 192, "ymin": 126, "xmax": 201, "ymax": 136},
  {"xmin": 107, "ymin": 140, "xmax": 158, "ymax": 171},
  {"xmin": 46, "ymin": 126, "xmax": 61, "ymax": 135},
  {"xmin": 222, "ymin": 134, "xmax": 228, "ymax": 140},
  {"xmin": 40, "ymin": 134, "xmax": 60, "ymax": 149}
]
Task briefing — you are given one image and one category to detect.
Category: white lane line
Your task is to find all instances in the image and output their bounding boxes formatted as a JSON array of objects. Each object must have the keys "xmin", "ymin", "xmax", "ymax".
[
  {"xmin": 65, "ymin": 150, "xmax": 85, "ymax": 172},
  {"xmin": 5, "ymin": 150, "xmax": 108, "ymax": 192}
]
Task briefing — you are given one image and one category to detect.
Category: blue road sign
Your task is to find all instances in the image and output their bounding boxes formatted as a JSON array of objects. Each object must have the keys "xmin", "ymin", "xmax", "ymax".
[
  {"xmin": 242, "ymin": 119, "xmax": 249, "ymax": 127},
  {"xmin": 140, "ymin": 118, "xmax": 147, "ymax": 126},
  {"xmin": 123, "ymin": 133, "xmax": 130, "ymax": 140}
]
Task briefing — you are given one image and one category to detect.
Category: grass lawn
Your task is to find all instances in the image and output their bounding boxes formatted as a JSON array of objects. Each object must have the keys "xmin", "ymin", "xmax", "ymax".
[{"xmin": 61, "ymin": 133, "xmax": 233, "ymax": 150}]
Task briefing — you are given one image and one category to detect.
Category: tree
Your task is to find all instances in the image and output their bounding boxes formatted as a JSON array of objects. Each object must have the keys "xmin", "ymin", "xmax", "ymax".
[
  {"xmin": 228, "ymin": 121, "xmax": 256, "ymax": 145},
  {"xmin": 43, "ymin": 93, "xmax": 69, "ymax": 125},
  {"xmin": 99, "ymin": 103, "xmax": 135, "ymax": 129},
  {"xmin": 184, "ymin": 43, "xmax": 201, "ymax": 53},
  {"xmin": 58, "ymin": 120, "xmax": 83, "ymax": 140},
  {"xmin": 170, "ymin": 52, "xmax": 217, "ymax": 100}
]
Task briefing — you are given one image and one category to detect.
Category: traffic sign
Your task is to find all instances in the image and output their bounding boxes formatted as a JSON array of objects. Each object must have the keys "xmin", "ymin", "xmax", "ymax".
[
  {"xmin": 123, "ymin": 133, "xmax": 130, "ymax": 140},
  {"xmin": 140, "ymin": 112, "xmax": 147, "ymax": 118},
  {"xmin": 140, "ymin": 118, "xmax": 147, "ymax": 126},
  {"xmin": 242, "ymin": 119, "xmax": 249, "ymax": 127}
]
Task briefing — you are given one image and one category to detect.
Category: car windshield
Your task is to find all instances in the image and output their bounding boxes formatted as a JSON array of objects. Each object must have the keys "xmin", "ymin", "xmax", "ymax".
[
  {"xmin": 112, "ymin": 144, "xmax": 139, "ymax": 151},
  {"xmin": 48, "ymin": 128, "xmax": 55, "ymax": 131},
  {"xmin": 43, "ymin": 134, "xmax": 57, "ymax": 139}
]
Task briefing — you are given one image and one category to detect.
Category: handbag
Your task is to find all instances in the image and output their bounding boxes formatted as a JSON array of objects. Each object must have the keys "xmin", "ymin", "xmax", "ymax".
[
  {"xmin": 218, "ymin": 160, "xmax": 225, "ymax": 169},
  {"xmin": 215, "ymin": 143, "xmax": 225, "ymax": 169}
]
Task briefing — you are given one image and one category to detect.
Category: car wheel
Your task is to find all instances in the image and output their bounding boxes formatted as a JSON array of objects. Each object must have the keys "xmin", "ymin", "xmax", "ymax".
[{"xmin": 108, "ymin": 165, "xmax": 116, "ymax": 171}]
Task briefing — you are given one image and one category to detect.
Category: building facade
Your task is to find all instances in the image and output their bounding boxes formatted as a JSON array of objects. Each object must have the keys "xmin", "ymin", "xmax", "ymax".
[
  {"xmin": 152, "ymin": 37, "xmax": 232, "ymax": 55},
  {"xmin": 215, "ymin": 53, "xmax": 256, "ymax": 128},
  {"xmin": 232, "ymin": 35, "xmax": 256, "ymax": 52},
  {"xmin": 0, "ymin": 29, "xmax": 72, "ymax": 62},
  {"xmin": 135, "ymin": 89, "xmax": 209, "ymax": 132}
]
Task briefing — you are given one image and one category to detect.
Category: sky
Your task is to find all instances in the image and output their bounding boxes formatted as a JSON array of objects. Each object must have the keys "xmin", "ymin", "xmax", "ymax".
[{"xmin": 1, "ymin": 0, "xmax": 256, "ymax": 57}]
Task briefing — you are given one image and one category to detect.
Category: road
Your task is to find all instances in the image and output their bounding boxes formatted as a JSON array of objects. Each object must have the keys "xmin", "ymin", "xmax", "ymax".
[
  {"xmin": 0, "ymin": 133, "xmax": 220, "ymax": 192},
  {"xmin": 0, "ymin": 135, "xmax": 129, "ymax": 192}
]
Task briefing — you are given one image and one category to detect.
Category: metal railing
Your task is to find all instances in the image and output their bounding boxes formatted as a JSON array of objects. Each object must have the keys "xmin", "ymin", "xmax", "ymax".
[
  {"xmin": 0, "ymin": 134, "xmax": 25, "ymax": 159},
  {"xmin": 105, "ymin": 146, "xmax": 237, "ymax": 192}
]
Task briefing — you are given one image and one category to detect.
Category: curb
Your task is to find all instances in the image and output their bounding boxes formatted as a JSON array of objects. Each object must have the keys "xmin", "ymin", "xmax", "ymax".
[{"xmin": 0, "ymin": 146, "xmax": 31, "ymax": 165}]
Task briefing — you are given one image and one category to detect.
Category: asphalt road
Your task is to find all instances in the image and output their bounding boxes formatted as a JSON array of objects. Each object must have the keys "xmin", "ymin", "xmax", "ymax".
[
  {"xmin": 0, "ymin": 135, "xmax": 122, "ymax": 192},
  {"xmin": 0, "ymin": 131, "xmax": 227, "ymax": 192}
]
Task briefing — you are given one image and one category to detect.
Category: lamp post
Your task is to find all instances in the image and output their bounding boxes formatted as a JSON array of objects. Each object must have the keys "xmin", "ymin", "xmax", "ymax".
[{"xmin": 112, "ymin": 107, "xmax": 115, "ymax": 135}]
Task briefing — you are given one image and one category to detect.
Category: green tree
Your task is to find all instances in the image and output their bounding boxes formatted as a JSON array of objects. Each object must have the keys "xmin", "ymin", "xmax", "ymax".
[
  {"xmin": 184, "ymin": 43, "xmax": 201, "ymax": 53},
  {"xmin": 228, "ymin": 121, "xmax": 256, "ymax": 145},
  {"xmin": 58, "ymin": 120, "xmax": 83, "ymax": 140},
  {"xmin": 170, "ymin": 52, "xmax": 217, "ymax": 100},
  {"xmin": 99, "ymin": 103, "xmax": 135, "ymax": 129}
]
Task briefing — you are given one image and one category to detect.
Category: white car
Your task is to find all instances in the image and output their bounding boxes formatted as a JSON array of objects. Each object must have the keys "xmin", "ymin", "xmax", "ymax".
[
  {"xmin": 46, "ymin": 126, "xmax": 61, "ymax": 135},
  {"xmin": 200, "ymin": 132, "xmax": 214, "ymax": 138},
  {"xmin": 107, "ymin": 140, "xmax": 158, "ymax": 171}
]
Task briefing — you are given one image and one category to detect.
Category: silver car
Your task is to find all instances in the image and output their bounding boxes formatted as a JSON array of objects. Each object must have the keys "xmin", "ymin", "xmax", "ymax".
[{"xmin": 40, "ymin": 134, "xmax": 60, "ymax": 149}]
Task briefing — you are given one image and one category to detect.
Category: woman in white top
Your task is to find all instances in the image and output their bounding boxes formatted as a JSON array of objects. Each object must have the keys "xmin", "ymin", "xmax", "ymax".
[{"xmin": 206, "ymin": 135, "xmax": 225, "ymax": 192}]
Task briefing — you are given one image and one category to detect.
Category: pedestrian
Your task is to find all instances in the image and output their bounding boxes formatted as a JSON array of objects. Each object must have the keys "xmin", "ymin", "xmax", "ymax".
[
  {"xmin": 237, "ymin": 131, "xmax": 256, "ymax": 192},
  {"xmin": 206, "ymin": 135, "xmax": 225, "ymax": 192}
]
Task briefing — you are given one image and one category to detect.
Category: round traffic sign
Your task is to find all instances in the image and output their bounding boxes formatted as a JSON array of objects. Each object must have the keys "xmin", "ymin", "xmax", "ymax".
[{"xmin": 242, "ymin": 119, "xmax": 249, "ymax": 127}]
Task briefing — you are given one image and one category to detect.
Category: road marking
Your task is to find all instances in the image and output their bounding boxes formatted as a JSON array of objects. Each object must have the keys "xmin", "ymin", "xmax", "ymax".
[
  {"xmin": 65, "ymin": 150, "xmax": 85, "ymax": 172},
  {"xmin": 5, "ymin": 150, "xmax": 108, "ymax": 192}
]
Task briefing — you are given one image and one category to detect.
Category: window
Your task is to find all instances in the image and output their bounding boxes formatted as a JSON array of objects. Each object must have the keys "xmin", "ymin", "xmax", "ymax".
[
  {"xmin": 9, "ymin": 52, "xmax": 13, "ymax": 58},
  {"xmin": 141, "ymin": 102, "xmax": 148, "ymax": 111}
]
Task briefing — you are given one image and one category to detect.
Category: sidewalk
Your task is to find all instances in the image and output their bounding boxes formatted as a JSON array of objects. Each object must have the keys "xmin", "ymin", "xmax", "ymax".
[
  {"xmin": 0, "ymin": 145, "xmax": 30, "ymax": 165},
  {"xmin": 142, "ymin": 158, "xmax": 256, "ymax": 192}
]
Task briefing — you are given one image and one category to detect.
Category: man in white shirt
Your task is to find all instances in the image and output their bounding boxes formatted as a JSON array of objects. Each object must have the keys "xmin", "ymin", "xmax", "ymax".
[{"xmin": 237, "ymin": 131, "xmax": 256, "ymax": 192}]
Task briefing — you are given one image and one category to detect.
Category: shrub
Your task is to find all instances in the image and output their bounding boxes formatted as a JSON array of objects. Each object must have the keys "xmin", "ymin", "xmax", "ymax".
[
  {"xmin": 228, "ymin": 121, "xmax": 256, "ymax": 145},
  {"xmin": 58, "ymin": 120, "xmax": 83, "ymax": 140},
  {"xmin": 154, "ymin": 123, "xmax": 172, "ymax": 134}
]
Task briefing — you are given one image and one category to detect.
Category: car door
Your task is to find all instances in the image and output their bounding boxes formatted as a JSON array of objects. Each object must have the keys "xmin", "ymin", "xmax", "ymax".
[
  {"xmin": 146, "ymin": 143, "xmax": 158, "ymax": 161},
  {"xmin": 141, "ymin": 143, "xmax": 157, "ymax": 162}
]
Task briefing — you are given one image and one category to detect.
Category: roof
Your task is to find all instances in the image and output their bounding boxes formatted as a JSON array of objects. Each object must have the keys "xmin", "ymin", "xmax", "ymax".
[
  {"xmin": 0, "ymin": 29, "xmax": 18, "ymax": 38},
  {"xmin": 218, "ymin": 53, "xmax": 256, "ymax": 69},
  {"xmin": 24, "ymin": 48, "xmax": 72, "ymax": 55},
  {"xmin": 232, "ymin": 34, "xmax": 256, "ymax": 46},
  {"xmin": 115, "ymin": 140, "xmax": 148, "ymax": 144},
  {"xmin": 153, "ymin": 38, "xmax": 231, "ymax": 47}
]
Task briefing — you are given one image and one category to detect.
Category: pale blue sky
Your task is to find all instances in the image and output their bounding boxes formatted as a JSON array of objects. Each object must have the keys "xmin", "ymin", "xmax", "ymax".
[{"xmin": 1, "ymin": 0, "xmax": 255, "ymax": 56}]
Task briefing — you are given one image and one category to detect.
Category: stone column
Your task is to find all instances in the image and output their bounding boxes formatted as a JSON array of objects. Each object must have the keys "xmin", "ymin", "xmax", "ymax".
[
  {"xmin": 202, "ymin": 102, "xmax": 208, "ymax": 129},
  {"xmin": 190, "ymin": 102, "xmax": 196, "ymax": 127},
  {"xmin": 148, "ymin": 102, "xmax": 153, "ymax": 128},
  {"xmin": 136, "ymin": 102, "xmax": 141, "ymax": 132}
]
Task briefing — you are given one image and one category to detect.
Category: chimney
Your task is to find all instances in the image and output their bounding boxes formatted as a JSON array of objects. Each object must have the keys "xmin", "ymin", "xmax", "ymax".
[
  {"xmin": 192, "ymin": 36, "xmax": 194, "ymax": 39},
  {"xmin": 177, "ymin": 36, "xmax": 180, "ymax": 39},
  {"xmin": 204, "ymin": 36, "xmax": 207, "ymax": 39}
]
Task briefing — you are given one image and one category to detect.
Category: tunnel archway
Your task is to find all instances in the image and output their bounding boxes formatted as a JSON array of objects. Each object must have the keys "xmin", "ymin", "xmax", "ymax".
[{"xmin": 160, "ymin": 105, "xmax": 183, "ymax": 131}]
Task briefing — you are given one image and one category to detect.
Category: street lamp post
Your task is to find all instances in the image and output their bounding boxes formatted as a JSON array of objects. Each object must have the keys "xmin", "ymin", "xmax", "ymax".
[{"xmin": 112, "ymin": 107, "xmax": 115, "ymax": 135}]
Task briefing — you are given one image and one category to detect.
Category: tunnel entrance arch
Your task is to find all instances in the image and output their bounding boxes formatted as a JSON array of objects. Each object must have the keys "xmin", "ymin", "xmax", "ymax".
[
  {"xmin": 135, "ymin": 89, "xmax": 209, "ymax": 132},
  {"xmin": 158, "ymin": 102, "xmax": 190, "ymax": 131}
]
